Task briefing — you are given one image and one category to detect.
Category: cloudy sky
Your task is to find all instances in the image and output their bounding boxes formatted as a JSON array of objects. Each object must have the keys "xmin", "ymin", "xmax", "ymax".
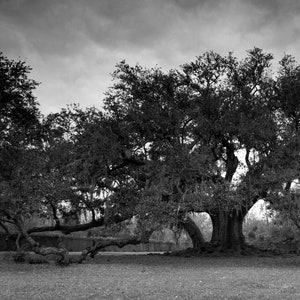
[{"xmin": 1, "ymin": 0, "xmax": 300, "ymax": 115}]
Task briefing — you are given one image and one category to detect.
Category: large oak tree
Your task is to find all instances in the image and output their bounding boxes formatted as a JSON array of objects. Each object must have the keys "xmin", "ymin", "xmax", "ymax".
[
  {"xmin": 104, "ymin": 48, "xmax": 282, "ymax": 251},
  {"xmin": 3, "ymin": 47, "xmax": 300, "ymax": 263}
]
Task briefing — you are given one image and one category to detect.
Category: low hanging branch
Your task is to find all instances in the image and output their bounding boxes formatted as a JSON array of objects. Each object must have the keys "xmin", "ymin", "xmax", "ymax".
[
  {"xmin": 75, "ymin": 229, "xmax": 154, "ymax": 264},
  {"xmin": 27, "ymin": 218, "xmax": 105, "ymax": 235},
  {"xmin": 50, "ymin": 201, "xmax": 60, "ymax": 228},
  {"xmin": 13, "ymin": 216, "xmax": 70, "ymax": 265},
  {"xmin": 27, "ymin": 211, "xmax": 133, "ymax": 235},
  {"xmin": 8, "ymin": 210, "xmax": 139, "ymax": 265}
]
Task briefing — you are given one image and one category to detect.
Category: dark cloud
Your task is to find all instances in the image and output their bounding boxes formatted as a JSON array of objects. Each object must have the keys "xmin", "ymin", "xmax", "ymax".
[
  {"xmin": 241, "ymin": 0, "xmax": 300, "ymax": 30},
  {"xmin": 83, "ymin": 0, "xmax": 175, "ymax": 50},
  {"xmin": 0, "ymin": 0, "xmax": 300, "ymax": 114},
  {"xmin": 0, "ymin": 0, "xmax": 176, "ymax": 56},
  {"xmin": 0, "ymin": 0, "xmax": 84, "ymax": 54},
  {"xmin": 247, "ymin": 0, "xmax": 300, "ymax": 14},
  {"xmin": 234, "ymin": 0, "xmax": 300, "ymax": 55},
  {"xmin": 170, "ymin": 0, "xmax": 221, "ymax": 10},
  {"xmin": 171, "ymin": 0, "xmax": 204, "ymax": 10}
]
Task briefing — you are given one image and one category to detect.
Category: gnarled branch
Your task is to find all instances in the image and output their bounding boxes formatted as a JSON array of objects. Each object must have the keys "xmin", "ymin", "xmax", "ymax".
[{"xmin": 75, "ymin": 229, "xmax": 154, "ymax": 263}]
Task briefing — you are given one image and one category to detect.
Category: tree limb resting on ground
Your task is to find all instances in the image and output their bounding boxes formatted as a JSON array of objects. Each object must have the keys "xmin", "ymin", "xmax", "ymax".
[
  {"xmin": 75, "ymin": 229, "xmax": 154, "ymax": 263},
  {"xmin": 13, "ymin": 216, "xmax": 70, "ymax": 265}
]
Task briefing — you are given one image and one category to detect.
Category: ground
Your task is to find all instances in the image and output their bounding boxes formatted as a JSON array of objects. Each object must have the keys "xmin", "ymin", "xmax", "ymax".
[{"xmin": 1, "ymin": 254, "xmax": 300, "ymax": 300}]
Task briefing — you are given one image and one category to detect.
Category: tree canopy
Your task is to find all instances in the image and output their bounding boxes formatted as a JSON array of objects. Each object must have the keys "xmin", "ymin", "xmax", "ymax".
[{"xmin": 2, "ymin": 48, "xmax": 300, "ymax": 264}]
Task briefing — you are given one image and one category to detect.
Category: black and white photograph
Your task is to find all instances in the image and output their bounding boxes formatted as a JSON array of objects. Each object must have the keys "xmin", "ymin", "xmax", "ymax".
[{"xmin": 1, "ymin": 0, "xmax": 300, "ymax": 299}]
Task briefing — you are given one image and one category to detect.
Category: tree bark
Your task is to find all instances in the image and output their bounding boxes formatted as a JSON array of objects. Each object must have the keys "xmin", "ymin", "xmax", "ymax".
[
  {"xmin": 210, "ymin": 209, "xmax": 246, "ymax": 251},
  {"xmin": 179, "ymin": 214, "xmax": 205, "ymax": 249},
  {"xmin": 75, "ymin": 230, "xmax": 154, "ymax": 263},
  {"xmin": 13, "ymin": 216, "xmax": 70, "ymax": 265}
]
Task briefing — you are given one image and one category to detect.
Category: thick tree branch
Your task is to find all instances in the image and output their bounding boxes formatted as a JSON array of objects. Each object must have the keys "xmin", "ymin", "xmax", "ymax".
[
  {"xmin": 75, "ymin": 229, "xmax": 154, "ymax": 263},
  {"xmin": 91, "ymin": 208, "xmax": 96, "ymax": 222},
  {"xmin": 245, "ymin": 148, "xmax": 252, "ymax": 171},
  {"xmin": 27, "ymin": 212, "xmax": 133, "ymax": 235},
  {"xmin": 285, "ymin": 181, "xmax": 292, "ymax": 192},
  {"xmin": 13, "ymin": 215, "xmax": 70, "ymax": 265},
  {"xmin": 179, "ymin": 214, "xmax": 205, "ymax": 249},
  {"xmin": 27, "ymin": 218, "xmax": 104, "ymax": 235},
  {"xmin": 50, "ymin": 201, "xmax": 60, "ymax": 227},
  {"xmin": 225, "ymin": 151, "xmax": 239, "ymax": 182}
]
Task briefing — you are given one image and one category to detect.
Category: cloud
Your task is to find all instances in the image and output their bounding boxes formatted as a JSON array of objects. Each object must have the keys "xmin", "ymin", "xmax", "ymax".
[
  {"xmin": 170, "ymin": 0, "xmax": 222, "ymax": 11},
  {"xmin": 237, "ymin": 0, "xmax": 300, "ymax": 36},
  {"xmin": 0, "ymin": 0, "xmax": 178, "ymax": 55},
  {"xmin": 1, "ymin": 0, "xmax": 300, "ymax": 114},
  {"xmin": 3, "ymin": 0, "xmax": 298, "ymax": 62}
]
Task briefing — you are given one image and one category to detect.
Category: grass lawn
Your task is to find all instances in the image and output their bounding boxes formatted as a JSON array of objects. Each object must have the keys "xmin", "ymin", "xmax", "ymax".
[{"xmin": 1, "ymin": 254, "xmax": 300, "ymax": 300}]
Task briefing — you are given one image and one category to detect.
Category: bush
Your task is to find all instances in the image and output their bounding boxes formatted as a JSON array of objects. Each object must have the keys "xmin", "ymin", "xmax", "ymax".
[{"xmin": 243, "ymin": 216, "xmax": 300, "ymax": 254}]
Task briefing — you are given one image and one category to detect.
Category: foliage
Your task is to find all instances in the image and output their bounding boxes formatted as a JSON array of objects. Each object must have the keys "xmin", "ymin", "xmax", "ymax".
[
  {"xmin": 243, "ymin": 216, "xmax": 300, "ymax": 254},
  {"xmin": 263, "ymin": 54, "xmax": 300, "ymax": 229},
  {"xmin": 101, "ymin": 48, "xmax": 300, "ymax": 251},
  {"xmin": 102, "ymin": 49, "xmax": 281, "ymax": 251},
  {"xmin": 3, "ymin": 47, "xmax": 300, "ymax": 259},
  {"xmin": 0, "ymin": 52, "xmax": 41, "ymax": 145},
  {"xmin": 0, "ymin": 53, "xmax": 44, "ymax": 232}
]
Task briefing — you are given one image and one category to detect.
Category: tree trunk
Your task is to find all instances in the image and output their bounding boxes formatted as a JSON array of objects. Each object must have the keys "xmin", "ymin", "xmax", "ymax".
[
  {"xmin": 210, "ymin": 209, "xmax": 246, "ymax": 251},
  {"xmin": 180, "ymin": 214, "xmax": 205, "ymax": 249}
]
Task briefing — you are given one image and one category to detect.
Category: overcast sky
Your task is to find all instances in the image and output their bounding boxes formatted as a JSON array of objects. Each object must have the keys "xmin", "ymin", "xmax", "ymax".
[{"xmin": 1, "ymin": 0, "xmax": 300, "ymax": 115}]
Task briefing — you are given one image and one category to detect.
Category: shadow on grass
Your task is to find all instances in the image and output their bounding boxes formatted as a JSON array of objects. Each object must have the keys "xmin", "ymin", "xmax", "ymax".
[{"xmin": 86, "ymin": 253, "xmax": 300, "ymax": 270}]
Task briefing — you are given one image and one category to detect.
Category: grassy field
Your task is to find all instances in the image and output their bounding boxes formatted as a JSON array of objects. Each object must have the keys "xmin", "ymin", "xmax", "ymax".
[{"xmin": 1, "ymin": 254, "xmax": 300, "ymax": 300}]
